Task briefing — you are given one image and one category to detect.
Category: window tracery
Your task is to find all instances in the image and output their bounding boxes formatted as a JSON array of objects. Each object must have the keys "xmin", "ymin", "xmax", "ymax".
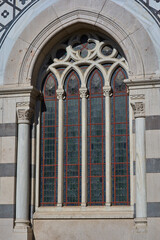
[{"xmin": 40, "ymin": 32, "xmax": 130, "ymax": 207}]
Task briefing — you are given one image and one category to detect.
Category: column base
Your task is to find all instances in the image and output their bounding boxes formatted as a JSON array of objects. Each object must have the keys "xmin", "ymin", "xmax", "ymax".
[
  {"xmin": 105, "ymin": 202, "xmax": 111, "ymax": 207},
  {"xmin": 14, "ymin": 225, "xmax": 33, "ymax": 240},
  {"xmin": 57, "ymin": 203, "xmax": 63, "ymax": 207},
  {"xmin": 81, "ymin": 203, "xmax": 87, "ymax": 207},
  {"xmin": 134, "ymin": 218, "xmax": 147, "ymax": 233},
  {"xmin": 15, "ymin": 219, "xmax": 30, "ymax": 228}
]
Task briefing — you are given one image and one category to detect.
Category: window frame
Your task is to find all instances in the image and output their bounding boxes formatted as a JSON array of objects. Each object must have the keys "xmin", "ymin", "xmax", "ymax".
[{"xmin": 34, "ymin": 32, "xmax": 134, "ymax": 219}]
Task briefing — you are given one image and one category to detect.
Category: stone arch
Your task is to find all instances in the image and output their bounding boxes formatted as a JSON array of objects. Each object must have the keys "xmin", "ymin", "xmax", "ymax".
[{"xmin": 1, "ymin": 0, "xmax": 160, "ymax": 87}]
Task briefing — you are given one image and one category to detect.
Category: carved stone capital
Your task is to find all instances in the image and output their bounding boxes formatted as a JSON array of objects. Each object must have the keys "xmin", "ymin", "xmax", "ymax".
[
  {"xmin": 130, "ymin": 94, "xmax": 145, "ymax": 118},
  {"xmin": 103, "ymin": 86, "xmax": 112, "ymax": 97},
  {"xmin": 131, "ymin": 102, "xmax": 145, "ymax": 118},
  {"xmin": 56, "ymin": 89, "xmax": 65, "ymax": 100},
  {"xmin": 79, "ymin": 88, "xmax": 89, "ymax": 98},
  {"xmin": 16, "ymin": 102, "xmax": 34, "ymax": 124}
]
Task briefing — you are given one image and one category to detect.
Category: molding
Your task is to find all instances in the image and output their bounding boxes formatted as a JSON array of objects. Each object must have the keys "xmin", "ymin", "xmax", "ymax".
[
  {"xmin": 124, "ymin": 78, "xmax": 160, "ymax": 87},
  {"xmin": 33, "ymin": 206, "xmax": 134, "ymax": 219},
  {"xmin": 130, "ymin": 94, "xmax": 145, "ymax": 100},
  {"xmin": 0, "ymin": 86, "xmax": 40, "ymax": 98}
]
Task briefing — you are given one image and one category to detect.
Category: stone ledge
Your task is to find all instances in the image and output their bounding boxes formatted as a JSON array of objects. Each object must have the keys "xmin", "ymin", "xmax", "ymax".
[{"xmin": 34, "ymin": 206, "xmax": 134, "ymax": 219}]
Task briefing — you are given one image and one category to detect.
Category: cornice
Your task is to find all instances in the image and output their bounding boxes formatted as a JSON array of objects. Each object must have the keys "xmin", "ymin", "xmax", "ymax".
[
  {"xmin": 124, "ymin": 78, "xmax": 160, "ymax": 88},
  {"xmin": 0, "ymin": 85, "xmax": 41, "ymax": 97}
]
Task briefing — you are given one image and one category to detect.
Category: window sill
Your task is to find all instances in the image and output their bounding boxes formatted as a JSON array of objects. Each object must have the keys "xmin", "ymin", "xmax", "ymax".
[{"xmin": 33, "ymin": 206, "xmax": 134, "ymax": 219}]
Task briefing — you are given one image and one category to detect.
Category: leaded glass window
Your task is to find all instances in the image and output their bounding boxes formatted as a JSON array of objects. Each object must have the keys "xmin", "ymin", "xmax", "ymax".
[
  {"xmin": 111, "ymin": 67, "xmax": 130, "ymax": 205},
  {"xmin": 87, "ymin": 69, "xmax": 105, "ymax": 206},
  {"xmin": 40, "ymin": 32, "xmax": 130, "ymax": 207},
  {"xmin": 40, "ymin": 73, "xmax": 58, "ymax": 206},
  {"xmin": 64, "ymin": 71, "xmax": 81, "ymax": 206}
]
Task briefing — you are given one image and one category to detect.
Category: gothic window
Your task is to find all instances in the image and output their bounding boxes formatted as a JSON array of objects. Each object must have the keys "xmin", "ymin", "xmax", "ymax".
[{"xmin": 40, "ymin": 32, "xmax": 130, "ymax": 207}]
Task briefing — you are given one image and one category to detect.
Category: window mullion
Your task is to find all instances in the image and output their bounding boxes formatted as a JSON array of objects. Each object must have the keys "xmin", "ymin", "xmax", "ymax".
[
  {"xmin": 103, "ymin": 86, "xmax": 112, "ymax": 206},
  {"xmin": 80, "ymin": 87, "xmax": 88, "ymax": 207},
  {"xmin": 56, "ymin": 89, "xmax": 65, "ymax": 207}
]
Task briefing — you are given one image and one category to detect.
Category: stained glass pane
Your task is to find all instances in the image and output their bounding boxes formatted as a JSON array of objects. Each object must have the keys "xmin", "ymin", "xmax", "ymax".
[
  {"xmin": 44, "ymin": 74, "xmax": 56, "ymax": 97},
  {"xmin": 64, "ymin": 71, "xmax": 81, "ymax": 206},
  {"xmin": 87, "ymin": 69, "xmax": 105, "ymax": 206},
  {"xmin": 101, "ymin": 45, "xmax": 113, "ymax": 56},
  {"xmin": 40, "ymin": 73, "xmax": 58, "ymax": 206},
  {"xmin": 72, "ymin": 35, "xmax": 95, "ymax": 58},
  {"xmin": 111, "ymin": 67, "xmax": 130, "ymax": 205}
]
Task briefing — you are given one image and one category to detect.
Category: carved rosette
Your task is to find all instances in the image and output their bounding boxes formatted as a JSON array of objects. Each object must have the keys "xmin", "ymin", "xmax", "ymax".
[
  {"xmin": 130, "ymin": 94, "xmax": 145, "ymax": 118},
  {"xmin": 16, "ymin": 102, "xmax": 34, "ymax": 124},
  {"xmin": 56, "ymin": 89, "xmax": 65, "ymax": 100},
  {"xmin": 103, "ymin": 86, "xmax": 112, "ymax": 97},
  {"xmin": 79, "ymin": 88, "xmax": 89, "ymax": 99}
]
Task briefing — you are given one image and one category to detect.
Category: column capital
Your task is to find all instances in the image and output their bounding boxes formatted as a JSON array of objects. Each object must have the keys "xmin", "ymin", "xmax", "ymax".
[
  {"xmin": 56, "ymin": 89, "xmax": 65, "ymax": 100},
  {"xmin": 130, "ymin": 94, "xmax": 145, "ymax": 118},
  {"xmin": 103, "ymin": 86, "xmax": 112, "ymax": 97},
  {"xmin": 79, "ymin": 87, "xmax": 89, "ymax": 98},
  {"xmin": 16, "ymin": 102, "xmax": 34, "ymax": 124}
]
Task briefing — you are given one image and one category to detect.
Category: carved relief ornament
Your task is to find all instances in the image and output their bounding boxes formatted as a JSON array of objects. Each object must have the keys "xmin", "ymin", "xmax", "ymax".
[
  {"xmin": 16, "ymin": 102, "xmax": 34, "ymax": 124},
  {"xmin": 79, "ymin": 88, "xmax": 89, "ymax": 99},
  {"xmin": 56, "ymin": 89, "xmax": 65, "ymax": 100},
  {"xmin": 130, "ymin": 94, "xmax": 145, "ymax": 118},
  {"xmin": 131, "ymin": 102, "xmax": 145, "ymax": 118},
  {"xmin": 103, "ymin": 86, "xmax": 112, "ymax": 97}
]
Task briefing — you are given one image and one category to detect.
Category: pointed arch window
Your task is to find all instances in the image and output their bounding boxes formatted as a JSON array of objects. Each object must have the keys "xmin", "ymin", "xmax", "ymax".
[
  {"xmin": 39, "ymin": 32, "xmax": 130, "ymax": 209},
  {"xmin": 87, "ymin": 69, "xmax": 105, "ymax": 206},
  {"xmin": 64, "ymin": 71, "xmax": 81, "ymax": 206}
]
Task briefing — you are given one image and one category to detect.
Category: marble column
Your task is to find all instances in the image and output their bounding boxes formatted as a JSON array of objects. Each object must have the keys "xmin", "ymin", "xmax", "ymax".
[
  {"xmin": 15, "ymin": 102, "xmax": 34, "ymax": 229},
  {"xmin": 80, "ymin": 88, "xmax": 88, "ymax": 207},
  {"xmin": 103, "ymin": 86, "xmax": 112, "ymax": 206},
  {"xmin": 131, "ymin": 99, "xmax": 147, "ymax": 221},
  {"xmin": 56, "ymin": 89, "xmax": 65, "ymax": 207}
]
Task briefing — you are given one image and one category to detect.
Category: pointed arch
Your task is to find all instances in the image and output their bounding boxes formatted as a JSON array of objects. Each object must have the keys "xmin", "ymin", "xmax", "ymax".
[
  {"xmin": 110, "ymin": 66, "xmax": 130, "ymax": 205},
  {"xmin": 87, "ymin": 68, "xmax": 105, "ymax": 205},
  {"xmin": 63, "ymin": 70, "xmax": 81, "ymax": 206}
]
